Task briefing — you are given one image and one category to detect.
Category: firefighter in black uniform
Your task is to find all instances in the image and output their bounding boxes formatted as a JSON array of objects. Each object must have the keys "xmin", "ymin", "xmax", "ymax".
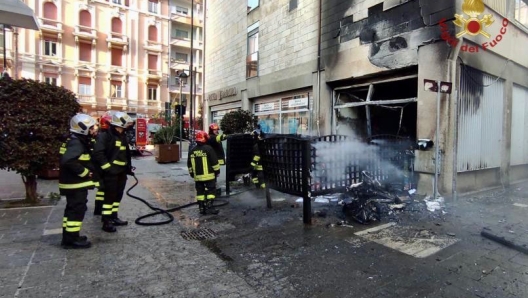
[
  {"xmin": 188, "ymin": 131, "xmax": 221, "ymax": 215},
  {"xmin": 93, "ymin": 111, "xmax": 135, "ymax": 233},
  {"xmin": 207, "ymin": 123, "xmax": 228, "ymax": 165},
  {"xmin": 250, "ymin": 128, "xmax": 266, "ymax": 189},
  {"xmin": 92, "ymin": 112, "xmax": 113, "ymax": 216},
  {"xmin": 59, "ymin": 114, "xmax": 98, "ymax": 249}
]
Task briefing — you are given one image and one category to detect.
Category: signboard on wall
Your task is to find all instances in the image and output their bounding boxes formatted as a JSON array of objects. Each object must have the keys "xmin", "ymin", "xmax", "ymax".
[
  {"xmin": 288, "ymin": 96, "xmax": 308, "ymax": 108},
  {"xmin": 135, "ymin": 118, "xmax": 148, "ymax": 147},
  {"xmin": 207, "ymin": 87, "xmax": 238, "ymax": 102}
]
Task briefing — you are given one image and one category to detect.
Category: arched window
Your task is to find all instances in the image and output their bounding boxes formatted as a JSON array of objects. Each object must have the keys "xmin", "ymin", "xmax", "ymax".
[
  {"xmin": 79, "ymin": 10, "xmax": 91, "ymax": 27},
  {"xmin": 111, "ymin": 18, "xmax": 122, "ymax": 34},
  {"xmin": 43, "ymin": 2, "xmax": 57, "ymax": 20},
  {"xmin": 148, "ymin": 26, "xmax": 157, "ymax": 42}
]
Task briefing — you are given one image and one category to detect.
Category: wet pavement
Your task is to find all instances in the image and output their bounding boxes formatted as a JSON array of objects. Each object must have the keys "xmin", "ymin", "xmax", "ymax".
[{"xmin": 1, "ymin": 152, "xmax": 528, "ymax": 297}]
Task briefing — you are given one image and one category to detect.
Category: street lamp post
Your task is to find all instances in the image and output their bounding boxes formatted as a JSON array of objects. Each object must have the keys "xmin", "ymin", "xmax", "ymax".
[{"xmin": 178, "ymin": 71, "xmax": 188, "ymax": 159}]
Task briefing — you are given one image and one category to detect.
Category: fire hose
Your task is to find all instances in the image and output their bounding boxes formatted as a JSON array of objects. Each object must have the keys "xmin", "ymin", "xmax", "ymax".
[{"xmin": 125, "ymin": 174, "xmax": 229, "ymax": 226}]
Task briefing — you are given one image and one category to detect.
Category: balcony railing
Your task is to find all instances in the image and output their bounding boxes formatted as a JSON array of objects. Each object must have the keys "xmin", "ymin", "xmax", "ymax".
[
  {"xmin": 147, "ymin": 100, "xmax": 161, "ymax": 108},
  {"xmin": 39, "ymin": 18, "xmax": 63, "ymax": 33},
  {"xmin": 107, "ymin": 31, "xmax": 128, "ymax": 44},
  {"xmin": 127, "ymin": 99, "xmax": 138, "ymax": 107},
  {"xmin": 147, "ymin": 69, "xmax": 161, "ymax": 79},
  {"xmin": 109, "ymin": 97, "xmax": 126, "ymax": 106},
  {"xmin": 77, "ymin": 95, "xmax": 96, "ymax": 104},
  {"xmin": 144, "ymin": 40, "xmax": 162, "ymax": 52},
  {"xmin": 74, "ymin": 25, "xmax": 97, "ymax": 39}
]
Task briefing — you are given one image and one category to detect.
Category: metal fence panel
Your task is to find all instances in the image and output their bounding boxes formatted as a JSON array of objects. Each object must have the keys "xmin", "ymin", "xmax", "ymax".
[{"xmin": 510, "ymin": 84, "xmax": 528, "ymax": 166}]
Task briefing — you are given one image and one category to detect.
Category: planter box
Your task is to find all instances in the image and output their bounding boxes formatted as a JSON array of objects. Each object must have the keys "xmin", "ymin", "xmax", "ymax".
[
  {"xmin": 155, "ymin": 144, "xmax": 180, "ymax": 163},
  {"xmin": 38, "ymin": 168, "xmax": 60, "ymax": 180}
]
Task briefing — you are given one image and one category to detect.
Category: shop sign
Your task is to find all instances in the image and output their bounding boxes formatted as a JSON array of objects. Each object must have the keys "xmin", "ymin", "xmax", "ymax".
[
  {"xmin": 207, "ymin": 87, "xmax": 238, "ymax": 101},
  {"xmin": 259, "ymin": 102, "xmax": 276, "ymax": 112},
  {"xmin": 288, "ymin": 97, "xmax": 308, "ymax": 108}
]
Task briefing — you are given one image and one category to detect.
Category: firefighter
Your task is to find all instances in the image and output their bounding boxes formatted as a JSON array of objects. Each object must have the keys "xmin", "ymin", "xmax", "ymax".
[
  {"xmin": 250, "ymin": 129, "xmax": 266, "ymax": 189},
  {"xmin": 207, "ymin": 123, "xmax": 228, "ymax": 165},
  {"xmin": 93, "ymin": 111, "xmax": 135, "ymax": 233},
  {"xmin": 59, "ymin": 114, "xmax": 98, "ymax": 249},
  {"xmin": 92, "ymin": 112, "xmax": 113, "ymax": 216},
  {"xmin": 188, "ymin": 130, "xmax": 221, "ymax": 215}
]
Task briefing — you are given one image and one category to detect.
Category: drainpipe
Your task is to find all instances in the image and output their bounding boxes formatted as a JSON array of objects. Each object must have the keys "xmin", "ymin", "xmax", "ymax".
[
  {"xmin": 202, "ymin": 0, "xmax": 207, "ymax": 127},
  {"xmin": 448, "ymin": 40, "xmax": 462, "ymax": 201},
  {"xmin": 315, "ymin": 0, "xmax": 322, "ymax": 137}
]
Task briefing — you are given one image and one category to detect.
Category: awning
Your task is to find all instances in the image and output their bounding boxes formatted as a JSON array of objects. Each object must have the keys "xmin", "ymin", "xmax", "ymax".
[{"xmin": 0, "ymin": 0, "xmax": 40, "ymax": 30}]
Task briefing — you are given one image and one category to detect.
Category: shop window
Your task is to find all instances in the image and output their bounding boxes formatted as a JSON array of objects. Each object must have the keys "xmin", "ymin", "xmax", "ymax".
[
  {"xmin": 148, "ymin": 85, "xmax": 158, "ymax": 100},
  {"xmin": 148, "ymin": 0, "xmax": 159, "ymax": 14},
  {"xmin": 173, "ymin": 52, "xmax": 188, "ymax": 63},
  {"xmin": 78, "ymin": 77, "xmax": 92, "ymax": 95},
  {"xmin": 515, "ymin": 0, "xmax": 528, "ymax": 27},
  {"xmin": 44, "ymin": 40, "xmax": 57, "ymax": 56},
  {"xmin": 246, "ymin": 22, "xmax": 259, "ymax": 79},
  {"xmin": 248, "ymin": 0, "xmax": 259, "ymax": 13},
  {"xmin": 79, "ymin": 42, "xmax": 91, "ymax": 62},
  {"xmin": 111, "ymin": 81, "xmax": 122, "ymax": 98}
]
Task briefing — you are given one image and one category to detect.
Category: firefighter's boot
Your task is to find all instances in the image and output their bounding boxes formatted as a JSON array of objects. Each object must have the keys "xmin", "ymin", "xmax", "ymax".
[
  {"xmin": 206, "ymin": 200, "xmax": 219, "ymax": 215},
  {"xmin": 198, "ymin": 201, "xmax": 206, "ymax": 215},
  {"xmin": 102, "ymin": 219, "xmax": 117, "ymax": 233},
  {"xmin": 62, "ymin": 232, "xmax": 91, "ymax": 249},
  {"xmin": 111, "ymin": 213, "xmax": 128, "ymax": 226}
]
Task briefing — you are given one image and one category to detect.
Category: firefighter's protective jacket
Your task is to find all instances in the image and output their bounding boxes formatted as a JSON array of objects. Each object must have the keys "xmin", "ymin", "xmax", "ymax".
[
  {"xmin": 92, "ymin": 127, "xmax": 132, "ymax": 175},
  {"xmin": 58, "ymin": 134, "xmax": 97, "ymax": 194},
  {"xmin": 250, "ymin": 143, "xmax": 263, "ymax": 171},
  {"xmin": 188, "ymin": 143, "xmax": 220, "ymax": 181},
  {"xmin": 207, "ymin": 133, "xmax": 227, "ymax": 165}
]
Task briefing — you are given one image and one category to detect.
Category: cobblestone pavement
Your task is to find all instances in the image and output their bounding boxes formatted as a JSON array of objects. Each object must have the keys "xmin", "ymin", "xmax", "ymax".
[{"xmin": 1, "ymin": 154, "xmax": 528, "ymax": 298}]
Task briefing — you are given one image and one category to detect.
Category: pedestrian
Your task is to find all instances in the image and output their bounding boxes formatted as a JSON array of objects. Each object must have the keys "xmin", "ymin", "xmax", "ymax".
[
  {"xmin": 250, "ymin": 128, "xmax": 266, "ymax": 189},
  {"xmin": 92, "ymin": 112, "xmax": 113, "ymax": 216},
  {"xmin": 188, "ymin": 130, "xmax": 221, "ymax": 215},
  {"xmin": 59, "ymin": 113, "xmax": 98, "ymax": 249},
  {"xmin": 207, "ymin": 123, "xmax": 228, "ymax": 166},
  {"xmin": 93, "ymin": 111, "xmax": 135, "ymax": 233}
]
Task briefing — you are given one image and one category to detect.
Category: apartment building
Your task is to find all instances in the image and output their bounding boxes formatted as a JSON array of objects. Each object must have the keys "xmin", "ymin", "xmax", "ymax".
[
  {"xmin": 0, "ymin": 0, "xmax": 204, "ymax": 123},
  {"xmin": 204, "ymin": 0, "xmax": 528, "ymax": 195}
]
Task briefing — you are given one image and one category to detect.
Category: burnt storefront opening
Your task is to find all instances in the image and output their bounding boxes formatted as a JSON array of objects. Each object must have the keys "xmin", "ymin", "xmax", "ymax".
[{"xmin": 334, "ymin": 77, "xmax": 418, "ymax": 140}]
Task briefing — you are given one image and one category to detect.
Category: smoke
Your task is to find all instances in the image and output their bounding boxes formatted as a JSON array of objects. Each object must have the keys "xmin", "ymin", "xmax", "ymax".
[{"xmin": 311, "ymin": 126, "xmax": 412, "ymax": 190}]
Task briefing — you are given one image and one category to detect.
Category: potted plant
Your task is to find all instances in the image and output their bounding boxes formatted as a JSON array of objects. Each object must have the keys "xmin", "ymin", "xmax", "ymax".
[{"xmin": 153, "ymin": 123, "xmax": 181, "ymax": 163}]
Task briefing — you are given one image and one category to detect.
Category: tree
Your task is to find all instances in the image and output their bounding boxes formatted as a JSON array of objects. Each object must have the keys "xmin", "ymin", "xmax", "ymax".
[
  {"xmin": 0, "ymin": 78, "xmax": 81, "ymax": 203},
  {"xmin": 219, "ymin": 109, "xmax": 255, "ymax": 134}
]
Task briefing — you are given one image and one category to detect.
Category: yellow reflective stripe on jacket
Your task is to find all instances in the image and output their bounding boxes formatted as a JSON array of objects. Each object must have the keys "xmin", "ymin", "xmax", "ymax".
[
  {"xmin": 59, "ymin": 181, "xmax": 95, "ymax": 189},
  {"xmin": 255, "ymin": 165, "xmax": 263, "ymax": 171},
  {"xmin": 113, "ymin": 160, "xmax": 126, "ymax": 166},
  {"xmin": 194, "ymin": 173, "xmax": 216, "ymax": 181},
  {"xmin": 218, "ymin": 159, "xmax": 225, "ymax": 165},
  {"xmin": 79, "ymin": 154, "xmax": 91, "ymax": 161},
  {"xmin": 216, "ymin": 135, "xmax": 222, "ymax": 142},
  {"xmin": 101, "ymin": 163, "xmax": 111, "ymax": 170},
  {"xmin": 212, "ymin": 164, "xmax": 220, "ymax": 171},
  {"xmin": 79, "ymin": 168, "xmax": 90, "ymax": 177},
  {"xmin": 59, "ymin": 147, "xmax": 66, "ymax": 154},
  {"xmin": 115, "ymin": 140, "xmax": 126, "ymax": 151},
  {"xmin": 253, "ymin": 155, "xmax": 261, "ymax": 162}
]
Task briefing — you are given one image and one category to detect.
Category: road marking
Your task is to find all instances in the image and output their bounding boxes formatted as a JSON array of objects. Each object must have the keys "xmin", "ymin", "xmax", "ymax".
[
  {"xmin": 353, "ymin": 223, "xmax": 459, "ymax": 258},
  {"xmin": 1, "ymin": 206, "xmax": 54, "ymax": 211},
  {"xmin": 513, "ymin": 203, "xmax": 528, "ymax": 208},
  {"xmin": 43, "ymin": 228, "xmax": 62, "ymax": 236}
]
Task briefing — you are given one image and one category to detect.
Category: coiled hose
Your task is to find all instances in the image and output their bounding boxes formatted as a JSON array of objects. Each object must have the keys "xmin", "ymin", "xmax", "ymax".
[{"xmin": 126, "ymin": 174, "xmax": 229, "ymax": 226}]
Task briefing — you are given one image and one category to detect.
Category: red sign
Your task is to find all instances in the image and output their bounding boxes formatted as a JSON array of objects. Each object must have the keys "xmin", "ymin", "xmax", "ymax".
[{"xmin": 135, "ymin": 118, "xmax": 148, "ymax": 147}]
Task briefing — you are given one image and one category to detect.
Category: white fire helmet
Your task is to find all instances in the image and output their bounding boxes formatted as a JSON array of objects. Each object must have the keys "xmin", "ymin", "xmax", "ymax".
[
  {"xmin": 70, "ymin": 114, "xmax": 97, "ymax": 135},
  {"xmin": 110, "ymin": 111, "xmax": 134, "ymax": 128}
]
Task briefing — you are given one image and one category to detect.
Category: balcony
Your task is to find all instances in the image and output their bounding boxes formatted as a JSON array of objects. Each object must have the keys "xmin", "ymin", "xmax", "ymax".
[
  {"xmin": 77, "ymin": 95, "xmax": 96, "ymax": 106},
  {"xmin": 73, "ymin": 25, "xmax": 97, "ymax": 43},
  {"xmin": 107, "ymin": 97, "xmax": 127, "ymax": 106},
  {"xmin": 169, "ymin": 58, "xmax": 189, "ymax": 70},
  {"xmin": 147, "ymin": 100, "xmax": 161, "ymax": 109},
  {"xmin": 146, "ymin": 69, "xmax": 162, "ymax": 80},
  {"xmin": 170, "ymin": 12, "xmax": 203, "ymax": 28},
  {"xmin": 39, "ymin": 18, "xmax": 64, "ymax": 36},
  {"xmin": 144, "ymin": 40, "xmax": 162, "ymax": 52},
  {"xmin": 106, "ymin": 31, "xmax": 129, "ymax": 48},
  {"xmin": 170, "ymin": 37, "xmax": 191, "ymax": 48},
  {"xmin": 127, "ymin": 99, "xmax": 139, "ymax": 107}
]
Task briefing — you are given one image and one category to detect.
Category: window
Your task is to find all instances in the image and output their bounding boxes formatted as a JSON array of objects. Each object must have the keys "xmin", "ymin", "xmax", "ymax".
[
  {"xmin": 515, "ymin": 0, "xmax": 528, "ymax": 27},
  {"xmin": 111, "ymin": 48, "xmax": 123, "ymax": 66},
  {"xmin": 0, "ymin": 30, "xmax": 4, "ymax": 50},
  {"xmin": 289, "ymin": 0, "xmax": 298, "ymax": 11},
  {"xmin": 248, "ymin": 0, "xmax": 259, "ymax": 13},
  {"xmin": 112, "ymin": 0, "xmax": 121, "ymax": 4},
  {"xmin": 172, "ymin": 29, "xmax": 188, "ymax": 39},
  {"xmin": 45, "ymin": 77, "xmax": 57, "ymax": 86},
  {"xmin": 78, "ymin": 77, "xmax": 92, "ymax": 95},
  {"xmin": 173, "ymin": 52, "xmax": 188, "ymax": 62},
  {"xmin": 111, "ymin": 81, "xmax": 122, "ymax": 98},
  {"xmin": 148, "ymin": 0, "xmax": 159, "ymax": 14},
  {"xmin": 148, "ymin": 86, "xmax": 158, "ymax": 100},
  {"xmin": 44, "ymin": 40, "xmax": 57, "ymax": 56},
  {"xmin": 79, "ymin": 43, "xmax": 91, "ymax": 62},
  {"xmin": 246, "ymin": 22, "xmax": 259, "ymax": 78},
  {"xmin": 174, "ymin": 6, "xmax": 188, "ymax": 15}
]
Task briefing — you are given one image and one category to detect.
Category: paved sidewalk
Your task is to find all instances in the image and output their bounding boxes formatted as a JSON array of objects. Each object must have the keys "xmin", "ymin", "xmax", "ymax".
[{"xmin": 1, "ymin": 155, "xmax": 528, "ymax": 297}]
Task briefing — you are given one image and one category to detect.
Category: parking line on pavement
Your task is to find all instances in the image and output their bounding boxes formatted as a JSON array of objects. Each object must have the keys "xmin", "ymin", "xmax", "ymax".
[
  {"xmin": 513, "ymin": 203, "xmax": 528, "ymax": 208},
  {"xmin": 1, "ymin": 205, "xmax": 54, "ymax": 211},
  {"xmin": 354, "ymin": 222, "xmax": 396, "ymax": 236},
  {"xmin": 42, "ymin": 228, "xmax": 62, "ymax": 236}
]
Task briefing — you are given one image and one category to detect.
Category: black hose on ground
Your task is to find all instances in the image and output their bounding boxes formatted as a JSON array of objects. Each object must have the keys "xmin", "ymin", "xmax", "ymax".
[{"xmin": 126, "ymin": 175, "xmax": 229, "ymax": 226}]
